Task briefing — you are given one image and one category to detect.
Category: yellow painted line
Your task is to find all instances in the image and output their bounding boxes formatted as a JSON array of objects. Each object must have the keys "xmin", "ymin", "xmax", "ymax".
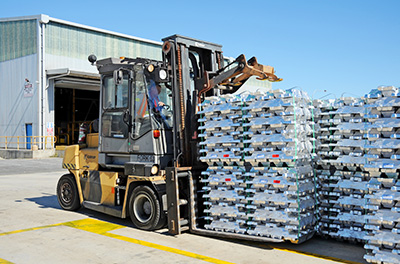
[
  {"xmin": 103, "ymin": 232, "xmax": 232, "ymax": 264},
  {"xmin": 63, "ymin": 219, "xmax": 232, "ymax": 264},
  {"xmin": 0, "ymin": 224, "xmax": 62, "ymax": 236},
  {"xmin": 270, "ymin": 246, "xmax": 362, "ymax": 264},
  {"xmin": 0, "ymin": 258, "xmax": 14, "ymax": 264},
  {"xmin": 0, "ymin": 219, "xmax": 233, "ymax": 264},
  {"xmin": 62, "ymin": 218, "xmax": 123, "ymax": 235}
]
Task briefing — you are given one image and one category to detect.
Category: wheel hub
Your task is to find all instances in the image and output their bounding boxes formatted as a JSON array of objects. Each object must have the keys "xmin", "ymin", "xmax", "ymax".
[
  {"xmin": 133, "ymin": 194, "xmax": 153, "ymax": 223},
  {"xmin": 143, "ymin": 201, "xmax": 151, "ymax": 215},
  {"xmin": 61, "ymin": 183, "xmax": 72, "ymax": 203}
]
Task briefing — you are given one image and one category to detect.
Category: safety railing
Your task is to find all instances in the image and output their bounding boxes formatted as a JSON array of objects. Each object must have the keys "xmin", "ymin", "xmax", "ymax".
[{"xmin": 0, "ymin": 136, "xmax": 57, "ymax": 150}]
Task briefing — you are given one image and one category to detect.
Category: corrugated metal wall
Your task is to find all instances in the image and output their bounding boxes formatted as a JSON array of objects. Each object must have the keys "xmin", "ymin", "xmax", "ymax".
[
  {"xmin": 46, "ymin": 22, "xmax": 162, "ymax": 62},
  {"xmin": 0, "ymin": 19, "xmax": 37, "ymax": 62},
  {"xmin": 0, "ymin": 54, "xmax": 38, "ymax": 138}
]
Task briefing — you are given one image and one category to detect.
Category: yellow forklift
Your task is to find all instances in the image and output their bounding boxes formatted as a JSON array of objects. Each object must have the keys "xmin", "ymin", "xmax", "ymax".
[{"xmin": 57, "ymin": 35, "xmax": 282, "ymax": 239}]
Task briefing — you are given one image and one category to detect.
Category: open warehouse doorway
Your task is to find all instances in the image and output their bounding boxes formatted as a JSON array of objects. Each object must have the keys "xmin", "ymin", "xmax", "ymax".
[
  {"xmin": 55, "ymin": 88, "xmax": 99, "ymax": 145},
  {"xmin": 49, "ymin": 69, "xmax": 100, "ymax": 145}
]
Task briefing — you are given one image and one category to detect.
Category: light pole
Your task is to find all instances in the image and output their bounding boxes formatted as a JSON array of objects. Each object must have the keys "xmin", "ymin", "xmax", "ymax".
[
  {"xmin": 319, "ymin": 93, "xmax": 337, "ymax": 100},
  {"xmin": 312, "ymin": 89, "xmax": 327, "ymax": 100}
]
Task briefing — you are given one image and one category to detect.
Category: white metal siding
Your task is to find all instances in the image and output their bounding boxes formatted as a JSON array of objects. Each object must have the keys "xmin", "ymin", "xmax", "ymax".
[
  {"xmin": 45, "ymin": 54, "xmax": 98, "ymax": 73},
  {"xmin": 0, "ymin": 54, "xmax": 38, "ymax": 137}
]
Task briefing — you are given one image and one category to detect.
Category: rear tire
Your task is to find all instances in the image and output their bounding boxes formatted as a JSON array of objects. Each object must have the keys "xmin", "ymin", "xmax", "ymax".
[
  {"xmin": 129, "ymin": 185, "xmax": 166, "ymax": 230},
  {"xmin": 57, "ymin": 174, "xmax": 81, "ymax": 211}
]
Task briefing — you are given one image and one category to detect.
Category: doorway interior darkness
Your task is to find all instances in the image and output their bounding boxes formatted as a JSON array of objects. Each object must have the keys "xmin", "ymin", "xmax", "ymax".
[{"xmin": 55, "ymin": 88, "xmax": 99, "ymax": 145}]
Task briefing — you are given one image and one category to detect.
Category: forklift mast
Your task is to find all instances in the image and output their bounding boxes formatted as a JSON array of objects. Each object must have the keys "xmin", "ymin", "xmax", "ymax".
[{"xmin": 161, "ymin": 35, "xmax": 223, "ymax": 168}]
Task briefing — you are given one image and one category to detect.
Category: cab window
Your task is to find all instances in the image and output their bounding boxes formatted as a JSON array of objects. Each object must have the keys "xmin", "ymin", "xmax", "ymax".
[
  {"xmin": 101, "ymin": 74, "xmax": 129, "ymax": 139},
  {"xmin": 132, "ymin": 67, "xmax": 152, "ymax": 138},
  {"xmin": 103, "ymin": 75, "xmax": 129, "ymax": 109}
]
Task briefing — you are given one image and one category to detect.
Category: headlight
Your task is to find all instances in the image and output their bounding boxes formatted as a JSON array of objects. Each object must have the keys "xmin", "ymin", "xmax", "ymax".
[
  {"xmin": 147, "ymin": 64, "xmax": 155, "ymax": 73},
  {"xmin": 159, "ymin": 69, "xmax": 167, "ymax": 80},
  {"xmin": 150, "ymin": 165, "xmax": 159, "ymax": 175}
]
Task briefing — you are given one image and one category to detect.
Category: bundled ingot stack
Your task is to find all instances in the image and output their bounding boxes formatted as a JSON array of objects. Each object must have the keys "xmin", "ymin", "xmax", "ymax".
[{"xmin": 198, "ymin": 89, "xmax": 317, "ymax": 243}]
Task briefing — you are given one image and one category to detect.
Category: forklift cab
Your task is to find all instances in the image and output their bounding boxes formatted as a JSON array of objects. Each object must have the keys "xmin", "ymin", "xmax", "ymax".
[{"xmin": 93, "ymin": 57, "xmax": 174, "ymax": 170}]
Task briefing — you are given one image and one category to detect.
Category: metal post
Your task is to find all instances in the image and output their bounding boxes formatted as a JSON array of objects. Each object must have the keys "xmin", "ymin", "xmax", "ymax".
[{"xmin": 72, "ymin": 89, "xmax": 75, "ymax": 143}]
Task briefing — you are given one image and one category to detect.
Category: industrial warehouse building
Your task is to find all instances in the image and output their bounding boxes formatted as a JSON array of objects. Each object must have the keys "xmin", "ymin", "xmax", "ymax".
[{"xmin": 0, "ymin": 14, "xmax": 271, "ymax": 151}]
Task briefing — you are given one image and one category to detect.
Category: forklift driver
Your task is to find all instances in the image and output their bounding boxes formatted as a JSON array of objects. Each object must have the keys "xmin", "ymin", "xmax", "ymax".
[
  {"xmin": 148, "ymin": 80, "xmax": 165, "ymax": 112},
  {"xmin": 136, "ymin": 80, "xmax": 164, "ymax": 118},
  {"xmin": 147, "ymin": 80, "xmax": 172, "ymax": 128}
]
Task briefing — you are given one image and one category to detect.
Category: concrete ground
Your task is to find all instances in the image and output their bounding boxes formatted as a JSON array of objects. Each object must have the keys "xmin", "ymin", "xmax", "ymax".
[{"xmin": 0, "ymin": 158, "xmax": 367, "ymax": 264}]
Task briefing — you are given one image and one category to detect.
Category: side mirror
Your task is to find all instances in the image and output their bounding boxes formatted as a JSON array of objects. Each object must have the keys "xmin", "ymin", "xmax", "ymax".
[
  {"xmin": 123, "ymin": 110, "xmax": 130, "ymax": 123},
  {"xmin": 88, "ymin": 54, "xmax": 97, "ymax": 65},
  {"xmin": 113, "ymin": 70, "xmax": 123, "ymax": 85},
  {"xmin": 123, "ymin": 110, "xmax": 132, "ymax": 133}
]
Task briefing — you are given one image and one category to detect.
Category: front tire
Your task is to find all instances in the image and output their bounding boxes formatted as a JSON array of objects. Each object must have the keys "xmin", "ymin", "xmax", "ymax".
[
  {"xmin": 129, "ymin": 185, "xmax": 165, "ymax": 230},
  {"xmin": 57, "ymin": 174, "xmax": 81, "ymax": 211}
]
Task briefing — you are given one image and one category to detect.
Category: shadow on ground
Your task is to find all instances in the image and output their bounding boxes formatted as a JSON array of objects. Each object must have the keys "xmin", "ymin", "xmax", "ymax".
[
  {"xmin": 24, "ymin": 193, "xmax": 133, "ymax": 227},
  {"xmin": 25, "ymin": 194, "xmax": 61, "ymax": 209}
]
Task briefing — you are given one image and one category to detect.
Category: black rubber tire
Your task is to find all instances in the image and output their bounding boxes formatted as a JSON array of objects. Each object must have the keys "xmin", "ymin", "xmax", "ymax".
[
  {"xmin": 56, "ymin": 174, "xmax": 81, "ymax": 211},
  {"xmin": 128, "ymin": 185, "xmax": 166, "ymax": 231}
]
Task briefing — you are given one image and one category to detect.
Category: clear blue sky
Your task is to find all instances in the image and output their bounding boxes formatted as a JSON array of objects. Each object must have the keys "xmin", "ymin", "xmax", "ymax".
[{"xmin": 1, "ymin": 0, "xmax": 399, "ymax": 99}]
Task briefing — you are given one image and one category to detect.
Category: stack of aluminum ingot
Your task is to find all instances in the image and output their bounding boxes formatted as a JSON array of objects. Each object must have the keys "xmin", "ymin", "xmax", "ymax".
[
  {"xmin": 198, "ymin": 94, "xmax": 248, "ymax": 234},
  {"xmin": 198, "ymin": 89, "xmax": 317, "ymax": 243},
  {"xmin": 362, "ymin": 86, "xmax": 400, "ymax": 264},
  {"xmin": 314, "ymin": 96, "xmax": 372, "ymax": 242},
  {"xmin": 327, "ymin": 97, "xmax": 369, "ymax": 242},
  {"xmin": 313, "ymin": 98, "xmax": 342, "ymax": 237}
]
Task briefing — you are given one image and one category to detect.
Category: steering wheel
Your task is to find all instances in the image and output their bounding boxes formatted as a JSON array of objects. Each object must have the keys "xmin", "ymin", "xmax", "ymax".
[{"xmin": 162, "ymin": 104, "xmax": 171, "ymax": 111}]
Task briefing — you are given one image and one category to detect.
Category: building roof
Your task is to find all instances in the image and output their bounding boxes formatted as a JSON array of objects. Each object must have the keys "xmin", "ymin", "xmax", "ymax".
[{"xmin": 0, "ymin": 14, "xmax": 162, "ymax": 46}]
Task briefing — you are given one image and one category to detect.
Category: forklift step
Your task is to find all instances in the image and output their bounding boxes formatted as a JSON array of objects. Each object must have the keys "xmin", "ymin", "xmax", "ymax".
[
  {"xmin": 105, "ymin": 164, "xmax": 125, "ymax": 169},
  {"xmin": 82, "ymin": 201, "xmax": 123, "ymax": 218},
  {"xmin": 166, "ymin": 167, "xmax": 192, "ymax": 235}
]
